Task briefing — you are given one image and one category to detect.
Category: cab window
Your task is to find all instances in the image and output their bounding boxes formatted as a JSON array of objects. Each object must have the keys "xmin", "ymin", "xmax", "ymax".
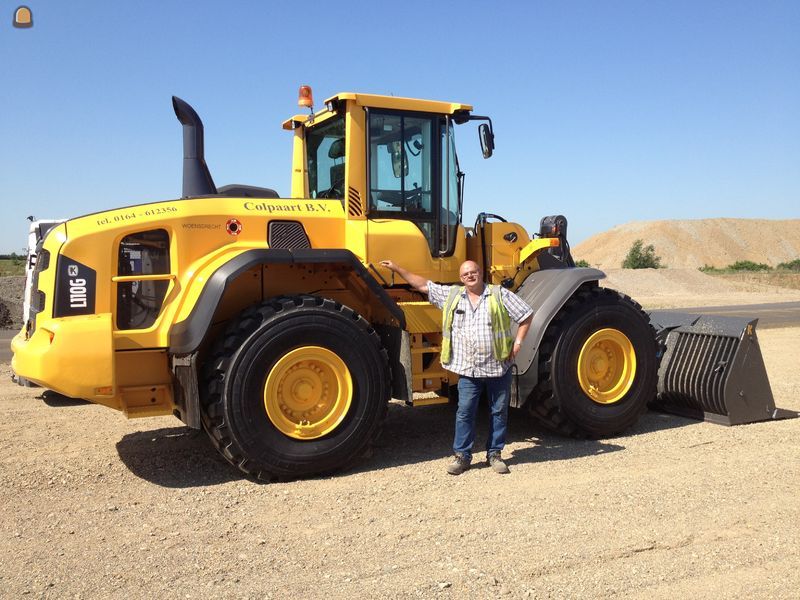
[
  {"xmin": 306, "ymin": 115, "xmax": 346, "ymax": 199},
  {"xmin": 368, "ymin": 111, "xmax": 460, "ymax": 256},
  {"xmin": 440, "ymin": 120, "xmax": 460, "ymax": 255}
]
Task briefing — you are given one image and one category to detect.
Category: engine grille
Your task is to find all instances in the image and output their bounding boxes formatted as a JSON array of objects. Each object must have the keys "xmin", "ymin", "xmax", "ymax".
[{"xmin": 267, "ymin": 221, "xmax": 311, "ymax": 250}]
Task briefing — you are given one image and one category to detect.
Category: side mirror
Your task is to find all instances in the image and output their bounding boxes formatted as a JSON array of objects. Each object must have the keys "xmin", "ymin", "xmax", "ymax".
[
  {"xmin": 390, "ymin": 141, "xmax": 408, "ymax": 178},
  {"xmin": 478, "ymin": 123, "xmax": 494, "ymax": 159}
]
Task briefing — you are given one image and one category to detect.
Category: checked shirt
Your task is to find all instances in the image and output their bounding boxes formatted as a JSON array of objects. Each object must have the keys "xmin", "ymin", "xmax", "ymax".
[{"xmin": 427, "ymin": 281, "xmax": 534, "ymax": 378}]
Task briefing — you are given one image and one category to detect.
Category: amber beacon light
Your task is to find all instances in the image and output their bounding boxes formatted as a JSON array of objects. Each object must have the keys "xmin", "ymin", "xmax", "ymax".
[
  {"xmin": 298, "ymin": 85, "xmax": 314, "ymax": 110},
  {"xmin": 13, "ymin": 5, "xmax": 33, "ymax": 28}
]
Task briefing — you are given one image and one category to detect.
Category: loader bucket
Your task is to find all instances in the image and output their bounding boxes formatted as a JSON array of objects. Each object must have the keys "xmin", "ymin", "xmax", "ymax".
[{"xmin": 647, "ymin": 311, "xmax": 798, "ymax": 426}]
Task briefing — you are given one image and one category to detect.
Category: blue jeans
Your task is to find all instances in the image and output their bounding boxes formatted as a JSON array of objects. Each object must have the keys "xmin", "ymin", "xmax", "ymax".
[{"xmin": 454, "ymin": 370, "xmax": 511, "ymax": 462}]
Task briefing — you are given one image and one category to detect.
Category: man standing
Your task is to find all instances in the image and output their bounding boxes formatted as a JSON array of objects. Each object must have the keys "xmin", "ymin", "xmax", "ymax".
[{"xmin": 379, "ymin": 259, "xmax": 533, "ymax": 475}]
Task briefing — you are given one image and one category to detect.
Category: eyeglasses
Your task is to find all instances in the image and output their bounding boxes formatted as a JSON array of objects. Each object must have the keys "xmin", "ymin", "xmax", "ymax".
[{"xmin": 460, "ymin": 270, "xmax": 479, "ymax": 279}]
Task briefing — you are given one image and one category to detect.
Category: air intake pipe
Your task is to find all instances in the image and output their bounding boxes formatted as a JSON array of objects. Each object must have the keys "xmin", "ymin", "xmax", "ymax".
[{"xmin": 172, "ymin": 96, "xmax": 217, "ymax": 198}]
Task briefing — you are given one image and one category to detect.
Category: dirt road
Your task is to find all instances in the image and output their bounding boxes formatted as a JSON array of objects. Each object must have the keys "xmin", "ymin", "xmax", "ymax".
[{"xmin": 1, "ymin": 326, "xmax": 798, "ymax": 599}]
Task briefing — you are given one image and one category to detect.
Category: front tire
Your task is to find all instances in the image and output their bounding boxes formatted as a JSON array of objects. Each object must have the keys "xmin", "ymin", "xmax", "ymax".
[
  {"xmin": 527, "ymin": 286, "xmax": 657, "ymax": 438},
  {"xmin": 200, "ymin": 295, "xmax": 389, "ymax": 480}
]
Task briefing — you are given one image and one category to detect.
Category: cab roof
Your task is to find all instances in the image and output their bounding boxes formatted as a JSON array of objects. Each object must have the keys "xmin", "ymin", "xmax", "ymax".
[{"xmin": 282, "ymin": 92, "xmax": 473, "ymax": 130}]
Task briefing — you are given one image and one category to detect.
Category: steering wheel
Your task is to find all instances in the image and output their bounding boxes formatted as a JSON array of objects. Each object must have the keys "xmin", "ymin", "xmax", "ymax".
[
  {"xmin": 376, "ymin": 190, "xmax": 404, "ymax": 207},
  {"xmin": 318, "ymin": 180, "xmax": 344, "ymax": 199},
  {"xmin": 374, "ymin": 187, "xmax": 428, "ymax": 210},
  {"xmin": 406, "ymin": 186, "xmax": 423, "ymax": 204}
]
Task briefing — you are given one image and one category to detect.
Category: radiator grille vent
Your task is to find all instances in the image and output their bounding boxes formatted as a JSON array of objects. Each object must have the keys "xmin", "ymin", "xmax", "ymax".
[
  {"xmin": 347, "ymin": 187, "xmax": 364, "ymax": 217},
  {"xmin": 268, "ymin": 221, "xmax": 311, "ymax": 249},
  {"xmin": 31, "ymin": 290, "xmax": 46, "ymax": 313},
  {"xmin": 27, "ymin": 246, "xmax": 50, "ymax": 334},
  {"xmin": 29, "ymin": 247, "xmax": 50, "ymax": 317}
]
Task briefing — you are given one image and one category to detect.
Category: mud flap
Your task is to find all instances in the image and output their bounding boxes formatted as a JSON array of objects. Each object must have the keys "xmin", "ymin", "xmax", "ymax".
[{"xmin": 648, "ymin": 311, "xmax": 798, "ymax": 425}]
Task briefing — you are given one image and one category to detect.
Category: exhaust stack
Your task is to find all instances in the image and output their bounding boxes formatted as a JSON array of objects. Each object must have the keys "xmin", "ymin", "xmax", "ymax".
[{"xmin": 172, "ymin": 96, "xmax": 217, "ymax": 198}]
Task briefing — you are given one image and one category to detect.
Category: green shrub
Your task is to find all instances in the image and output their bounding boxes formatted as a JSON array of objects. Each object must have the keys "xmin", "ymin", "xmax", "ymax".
[
  {"xmin": 699, "ymin": 264, "xmax": 721, "ymax": 273},
  {"xmin": 777, "ymin": 259, "xmax": 800, "ymax": 272},
  {"xmin": 728, "ymin": 260, "xmax": 771, "ymax": 272},
  {"xmin": 574, "ymin": 259, "xmax": 590, "ymax": 268},
  {"xmin": 622, "ymin": 239, "xmax": 663, "ymax": 269}
]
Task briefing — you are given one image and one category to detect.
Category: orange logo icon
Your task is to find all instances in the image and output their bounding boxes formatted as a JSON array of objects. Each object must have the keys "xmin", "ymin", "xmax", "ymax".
[{"xmin": 226, "ymin": 219, "xmax": 242, "ymax": 236}]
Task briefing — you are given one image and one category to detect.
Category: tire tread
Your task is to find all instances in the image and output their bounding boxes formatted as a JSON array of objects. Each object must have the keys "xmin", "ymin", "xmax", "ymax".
[
  {"xmin": 526, "ymin": 285, "xmax": 657, "ymax": 438},
  {"xmin": 199, "ymin": 295, "xmax": 389, "ymax": 481}
]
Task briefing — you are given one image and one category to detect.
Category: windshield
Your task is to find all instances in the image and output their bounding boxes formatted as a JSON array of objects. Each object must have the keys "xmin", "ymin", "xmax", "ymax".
[{"xmin": 368, "ymin": 113, "xmax": 434, "ymax": 215}]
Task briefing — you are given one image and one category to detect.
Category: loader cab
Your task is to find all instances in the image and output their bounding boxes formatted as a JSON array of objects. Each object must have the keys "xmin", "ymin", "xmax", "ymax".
[{"xmin": 285, "ymin": 91, "xmax": 480, "ymax": 274}]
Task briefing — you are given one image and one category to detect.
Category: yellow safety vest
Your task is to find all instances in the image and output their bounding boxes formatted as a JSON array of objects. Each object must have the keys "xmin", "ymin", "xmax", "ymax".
[{"xmin": 440, "ymin": 285, "xmax": 513, "ymax": 364}]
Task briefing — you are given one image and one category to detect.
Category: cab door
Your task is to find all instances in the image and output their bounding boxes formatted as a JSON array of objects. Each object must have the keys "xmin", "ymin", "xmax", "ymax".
[{"xmin": 365, "ymin": 110, "xmax": 465, "ymax": 282}]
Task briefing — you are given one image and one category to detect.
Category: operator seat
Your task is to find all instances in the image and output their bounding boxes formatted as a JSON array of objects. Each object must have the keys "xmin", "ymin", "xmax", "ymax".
[{"xmin": 327, "ymin": 138, "xmax": 345, "ymax": 198}]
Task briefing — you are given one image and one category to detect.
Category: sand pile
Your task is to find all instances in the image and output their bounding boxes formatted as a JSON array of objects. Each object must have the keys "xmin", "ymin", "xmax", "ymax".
[{"xmin": 574, "ymin": 218, "xmax": 800, "ymax": 270}]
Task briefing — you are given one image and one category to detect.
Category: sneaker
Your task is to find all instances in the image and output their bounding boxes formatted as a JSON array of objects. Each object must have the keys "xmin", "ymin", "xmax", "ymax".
[
  {"xmin": 487, "ymin": 452, "xmax": 510, "ymax": 474},
  {"xmin": 446, "ymin": 454, "xmax": 471, "ymax": 475}
]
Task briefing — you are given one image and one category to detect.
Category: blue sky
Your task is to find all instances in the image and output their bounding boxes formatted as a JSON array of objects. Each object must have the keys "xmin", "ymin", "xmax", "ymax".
[{"xmin": 1, "ymin": 1, "xmax": 798, "ymax": 254}]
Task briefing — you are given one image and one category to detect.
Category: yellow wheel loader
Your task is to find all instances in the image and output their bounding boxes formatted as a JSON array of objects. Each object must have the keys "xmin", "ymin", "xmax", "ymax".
[{"xmin": 11, "ymin": 88, "xmax": 791, "ymax": 480}]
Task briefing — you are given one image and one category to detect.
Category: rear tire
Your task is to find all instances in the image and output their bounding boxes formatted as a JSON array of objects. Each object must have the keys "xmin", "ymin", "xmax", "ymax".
[
  {"xmin": 200, "ymin": 295, "xmax": 389, "ymax": 480},
  {"xmin": 526, "ymin": 286, "xmax": 657, "ymax": 438}
]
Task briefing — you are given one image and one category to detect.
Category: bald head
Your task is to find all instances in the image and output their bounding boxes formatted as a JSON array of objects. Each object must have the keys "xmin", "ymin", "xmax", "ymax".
[{"xmin": 459, "ymin": 260, "xmax": 484, "ymax": 293}]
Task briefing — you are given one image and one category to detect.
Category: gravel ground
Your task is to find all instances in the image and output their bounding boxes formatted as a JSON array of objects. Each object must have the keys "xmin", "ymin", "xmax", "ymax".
[
  {"xmin": 1, "ymin": 325, "xmax": 798, "ymax": 599},
  {"xmin": 602, "ymin": 268, "xmax": 800, "ymax": 309},
  {"xmin": 0, "ymin": 276, "xmax": 23, "ymax": 328}
]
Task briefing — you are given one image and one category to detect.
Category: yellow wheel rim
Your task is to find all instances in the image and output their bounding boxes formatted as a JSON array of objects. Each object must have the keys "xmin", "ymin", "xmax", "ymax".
[
  {"xmin": 264, "ymin": 346, "xmax": 353, "ymax": 440},
  {"xmin": 577, "ymin": 328, "xmax": 636, "ymax": 405}
]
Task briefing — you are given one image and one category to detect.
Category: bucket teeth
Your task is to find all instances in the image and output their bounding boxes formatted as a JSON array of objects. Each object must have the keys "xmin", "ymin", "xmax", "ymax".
[{"xmin": 648, "ymin": 311, "xmax": 798, "ymax": 425}]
